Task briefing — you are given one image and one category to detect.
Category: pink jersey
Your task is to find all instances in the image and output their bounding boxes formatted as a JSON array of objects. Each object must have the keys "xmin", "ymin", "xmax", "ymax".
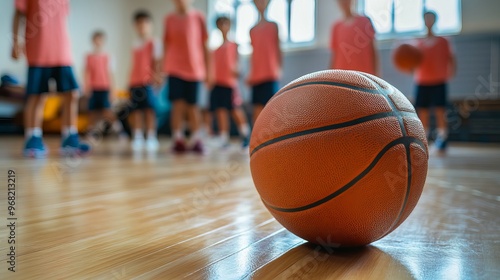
[
  {"xmin": 213, "ymin": 41, "xmax": 238, "ymax": 88},
  {"xmin": 415, "ymin": 37, "xmax": 453, "ymax": 85},
  {"xmin": 129, "ymin": 38, "xmax": 162, "ymax": 87},
  {"xmin": 330, "ymin": 16, "xmax": 376, "ymax": 75},
  {"xmin": 85, "ymin": 53, "xmax": 111, "ymax": 90},
  {"xmin": 15, "ymin": 0, "xmax": 73, "ymax": 67},
  {"xmin": 163, "ymin": 10, "xmax": 208, "ymax": 82},
  {"xmin": 248, "ymin": 21, "xmax": 281, "ymax": 85}
]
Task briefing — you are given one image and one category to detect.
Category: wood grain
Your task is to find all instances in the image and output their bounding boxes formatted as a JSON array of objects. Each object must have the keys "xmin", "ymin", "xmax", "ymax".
[{"xmin": 0, "ymin": 136, "xmax": 498, "ymax": 279}]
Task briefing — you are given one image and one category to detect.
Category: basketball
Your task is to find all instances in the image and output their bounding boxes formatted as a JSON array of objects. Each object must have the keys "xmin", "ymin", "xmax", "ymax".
[
  {"xmin": 392, "ymin": 44, "xmax": 423, "ymax": 73},
  {"xmin": 249, "ymin": 70, "xmax": 429, "ymax": 247}
]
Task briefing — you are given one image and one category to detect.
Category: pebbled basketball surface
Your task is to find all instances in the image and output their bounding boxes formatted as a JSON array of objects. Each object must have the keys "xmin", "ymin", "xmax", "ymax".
[{"xmin": 249, "ymin": 70, "xmax": 429, "ymax": 247}]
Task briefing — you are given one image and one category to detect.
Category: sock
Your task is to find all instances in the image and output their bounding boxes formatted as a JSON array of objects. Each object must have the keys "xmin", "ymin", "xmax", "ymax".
[
  {"xmin": 437, "ymin": 128, "xmax": 448, "ymax": 139},
  {"xmin": 134, "ymin": 129, "xmax": 144, "ymax": 140},
  {"xmin": 174, "ymin": 130, "xmax": 184, "ymax": 141},
  {"xmin": 220, "ymin": 131, "xmax": 229, "ymax": 144},
  {"xmin": 25, "ymin": 128, "xmax": 34, "ymax": 139},
  {"xmin": 147, "ymin": 129, "xmax": 157, "ymax": 140},
  {"xmin": 32, "ymin": 127, "xmax": 42, "ymax": 137},
  {"xmin": 62, "ymin": 126, "xmax": 77, "ymax": 138},
  {"xmin": 239, "ymin": 124, "xmax": 250, "ymax": 138},
  {"xmin": 190, "ymin": 130, "xmax": 201, "ymax": 143},
  {"xmin": 111, "ymin": 121, "xmax": 123, "ymax": 133}
]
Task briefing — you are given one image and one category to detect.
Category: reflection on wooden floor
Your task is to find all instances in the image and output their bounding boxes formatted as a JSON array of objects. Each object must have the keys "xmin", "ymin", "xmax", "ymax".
[{"xmin": 0, "ymin": 136, "xmax": 499, "ymax": 279}]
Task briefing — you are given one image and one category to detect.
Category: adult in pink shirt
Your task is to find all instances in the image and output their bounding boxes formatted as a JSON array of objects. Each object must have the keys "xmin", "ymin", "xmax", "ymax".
[
  {"xmin": 248, "ymin": 0, "xmax": 283, "ymax": 124},
  {"xmin": 330, "ymin": 0, "xmax": 379, "ymax": 76},
  {"xmin": 210, "ymin": 16, "xmax": 251, "ymax": 149},
  {"xmin": 414, "ymin": 11, "xmax": 456, "ymax": 153},
  {"xmin": 84, "ymin": 31, "xmax": 121, "ymax": 135},
  {"xmin": 163, "ymin": 0, "xmax": 212, "ymax": 154},
  {"xmin": 12, "ymin": 0, "xmax": 89, "ymax": 157}
]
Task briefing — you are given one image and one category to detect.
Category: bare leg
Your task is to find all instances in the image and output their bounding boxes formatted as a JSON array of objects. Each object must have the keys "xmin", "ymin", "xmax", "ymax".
[
  {"xmin": 187, "ymin": 104, "xmax": 201, "ymax": 142},
  {"xmin": 253, "ymin": 105, "xmax": 264, "ymax": 125},
  {"xmin": 216, "ymin": 108, "xmax": 229, "ymax": 137},
  {"xmin": 435, "ymin": 107, "xmax": 448, "ymax": 135},
  {"xmin": 171, "ymin": 100, "xmax": 187, "ymax": 140},
  {"xmin": 61, "ymin": 90, "xmax": 79, "ymax": 128},
  {"xmin": 145, "ymin": 109, "xmax": 156, "ymax": 133},
  {"xmin": 202, "ymin": 109, "xmax": 213, "ymax": 136},
  {"xmin": 417, "ymin": 108, "xmax": 430, "ymax": 137}
]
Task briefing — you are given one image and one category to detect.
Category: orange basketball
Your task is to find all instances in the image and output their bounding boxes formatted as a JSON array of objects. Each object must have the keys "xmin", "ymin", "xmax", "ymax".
[
  {"xmin": 250, "ymin": 70, "xmax": 428, "ymax": 247},
  {"xmin": 392, "ymin": 44, "xmax": 423, "ymax": 73}
]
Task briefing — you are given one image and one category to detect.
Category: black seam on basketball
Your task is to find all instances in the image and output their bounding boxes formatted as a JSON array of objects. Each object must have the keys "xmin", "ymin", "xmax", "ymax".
[
  {"xmin": 250, "ymin": 111, "xmax": 419, "ymax": 157},
  {"xmin": 357, "ymin": 73, "xmax": 407, "ymax": 137},
  {"xmin": 261, "ymin": 137, "xmax": 426, "ymax": 213}
]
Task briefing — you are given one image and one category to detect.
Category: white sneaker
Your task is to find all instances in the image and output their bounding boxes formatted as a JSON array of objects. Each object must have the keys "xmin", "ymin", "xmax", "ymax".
[
  {"xmin": 131, "ymin": 138, "xmax": 145, "ymax": 151},
  {"xmin": 145, "ymin": 137, "xmax": 159, "ymax": 151}
]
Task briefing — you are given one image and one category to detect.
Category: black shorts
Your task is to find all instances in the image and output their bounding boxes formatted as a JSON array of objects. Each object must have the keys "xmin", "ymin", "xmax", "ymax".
[
  {"xmin": 26, "ymin": 66, "xmax": 79, "ymax": 94},
  {"xmin": 210, "ymin": 85, "xmax": 233, "ymax": 112},
  {"xmin": 129, "ymin": 85, "xmax": 156, "ymax": 111},
  {"xmin": 415, "ymin": 83, "xmax": 448, "ymax": 108},
  {"xmin": 88, "ymin": 90, "xmax": 111, "ymax": 111},
  {"xmin": 168, "ymin": 76, "xmax": 201, "ymax": 105},
  {"xmin": 252, "ymin": 80, "xmax": 279, "ymax": 105}
]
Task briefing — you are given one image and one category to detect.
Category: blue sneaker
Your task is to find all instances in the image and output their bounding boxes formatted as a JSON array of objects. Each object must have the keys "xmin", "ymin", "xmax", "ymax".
[
  {"xmin": 23, "ymin": 136, "xmax": 48, "ymax": 158},
  {"xmin": 241, "ymin": 135, "xmax": 250, "ymax": 149},
  {"xmin": 60, "ymin": 133, "xmax": 91, "ymax": 156},
  {"xmin": 434, "ymin": 136, "xmax": 448, "ymax": 152}
]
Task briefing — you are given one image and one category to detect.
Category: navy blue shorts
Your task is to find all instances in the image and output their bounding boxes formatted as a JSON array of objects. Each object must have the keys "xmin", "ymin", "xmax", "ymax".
[
  {"xmin": 210, "ymin": 85, "xmax": 233, "ymax": 112},
  {"xmin": 168, "ymin": 76, "xmax": 201, "ymax": 105},
  {"xmin": 88, "ymin": 90, "xmax": 111, "ymax": 111},
  {"xmin": 252, "ymin": 81, "xmax": 279, "ymax": 105},
  {"xmin": 415, "ymin": 83, "xmax": 448, "ymax": 108},
  {"xmin": 26, "ymin": 66, "xmax": 79, "ymax": 95},
  {"xmin": 129, "ymin": 85, "xmax": 156, "ymax": 111}
]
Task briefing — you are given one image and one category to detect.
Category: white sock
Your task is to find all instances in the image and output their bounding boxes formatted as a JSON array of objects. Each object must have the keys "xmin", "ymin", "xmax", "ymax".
[
  {"xmin": 437, "ymin": 128, "xmax": 448, "ymax": 139},
  {"xmin": 147, "ymin": 129, "xmax": 157, "ymax": 140},
  {"xmin": 174, "ymin": 130, "xmax": 184, "ymax": 140},
  {"xmin": 62, "ymin": 126, "xmax": 77, "ymax": 138},
  {"xmin": 190, "ymin": 130, "xmax": 201, "ymax": 143},
  {"xmin": 239, "ymin": 124, "xmax": 250, "ymax": 138},
  {"xmin": 32, "ymin": 127, "xmax": 42, "ymax": 137},
  {"xmin": 25, "ymin": 128, "xmax": 34, "ymax": 139},
  {"xmin": 220, "ymin": 132, "xmax": 229, "ymax": 143},
  {"xmin": 134, "ymin": 129, "xmax": 144, "ymax": 140}
]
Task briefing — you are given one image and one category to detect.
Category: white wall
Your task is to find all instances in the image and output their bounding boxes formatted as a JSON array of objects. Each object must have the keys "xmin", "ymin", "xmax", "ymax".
[{"xmin": 1, "ymin": 0, "xmax": 499, "ymax": 90}]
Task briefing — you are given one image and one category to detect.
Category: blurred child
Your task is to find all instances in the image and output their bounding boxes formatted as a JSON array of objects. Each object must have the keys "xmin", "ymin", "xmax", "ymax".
[
  {"xmin": 12, "ymin": 0, "xmax": 90, "ymax": 157},
  {"xmin": 84, "ymin": 31, "xmax": 122, "ymax": 135},
  {"xmin": 129, "ymin": 11, "xmax": 162, "ymax": 151},
  {"xmin": 248, "ymin": 0, "xmax": 282, "ymax": 124},
  {"xmin": 211, "ymin": 16, "xmax": 251, "ymax": 149},
  {"xmin": 330, "ymin": 0, "xmax": 379, "ymax": 76},
  {"xmin": 414, "ymin": 11, "xmax": 456, "ymax": 152},
  {"xmin": 163, "ymin": 0, "xmax": 212, "ymax": 154}
]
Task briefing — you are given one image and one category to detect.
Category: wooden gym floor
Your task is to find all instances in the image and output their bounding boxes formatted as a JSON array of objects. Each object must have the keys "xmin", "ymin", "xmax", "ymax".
[{"xmin": 0, "ymin": 136, "xmax": 499, "ymax": 279}]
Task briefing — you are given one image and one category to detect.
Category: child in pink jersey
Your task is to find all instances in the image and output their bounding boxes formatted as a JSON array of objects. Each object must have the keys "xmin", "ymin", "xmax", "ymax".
[
  {"xmin": 84, "ymin": 31, "xmax": 121, "ymax": 135},
  {"xmin": 12, "ymin": 0, "xmax": 90, "ymax": 157},
  {"xmin": 330, "ymin": 0, "xmax": 379, "ymax": 76},
  {"xmin": 163, "ymin": 0, "xmax": 212, "ymax": 154},
  {"xmin": 129, "ymin": 10, "xmax": 162, "ymax": 152},
  {"xmin": 210, "ymin": 16, "xmax": 251, "ymax": 149},
  {"xmin": 248, "ymin": 0, "xmax": 283, "ymax": 124},
  {"xmin": 414, "ymin": 11, "xmax": 456, "ymax": 153}
]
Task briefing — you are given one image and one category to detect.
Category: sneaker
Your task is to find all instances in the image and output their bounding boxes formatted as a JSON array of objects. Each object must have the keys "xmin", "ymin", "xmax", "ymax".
[
  {"xmin": 173, "ymin": 140, "xmax": 187, "ymax": 154},
  {"xmin": 241, "ymin": 135, "xmax": 250, "ymax": 149},
  {"xmin": 145, "ymin": 138, "xmax": 159, "ymax": 152},
  {"xmin": 131, "ymin": 138, "xmax": 145, "ymax": 151},
  {"xmin": 61, "ymin": 133, "xmax": 91, "ymax": 156},
  {"xmin": 191, "ymin": 141, "xmax": 204, "ymax": 154},
  {"xmin": 23, "ymin": 136, "xmax": 48, "ymax": 158},
  {"xmin": 434, "ymin": 136, "xmax": 448, "ymax": 153}
]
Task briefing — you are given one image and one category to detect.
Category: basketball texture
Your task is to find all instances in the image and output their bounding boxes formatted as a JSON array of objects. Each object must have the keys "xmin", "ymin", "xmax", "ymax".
[
  {"xmin": 249, "ymin": 70, "xmax": 428, "ymax": 247},
  {"xmin": 392, "ymin": 44, "xmax": 423, "ymax": 73}
]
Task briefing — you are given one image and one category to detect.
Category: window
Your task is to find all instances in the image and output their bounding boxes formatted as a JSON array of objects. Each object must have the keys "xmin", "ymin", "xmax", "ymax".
[
  {"xmin": 358, "ymin": 0, "xmax": 462, "ymax": 39},
  {"xmin": 209, "ymin": 0, "xmax": 316, "ymax": 54}
]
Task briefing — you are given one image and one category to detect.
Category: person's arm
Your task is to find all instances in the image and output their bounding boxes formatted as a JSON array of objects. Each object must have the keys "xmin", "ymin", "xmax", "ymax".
[
  {"xmin": 329, "ymin": 24, "xmax": 337, "ymax": 69},
  {"xmin": 448, "ymin": 40, "xmax": 457, "ymax": 79},
  {"xmin": 200, "ymin": 15, "xmax": 213, "ymax": 87},
  {"xmin": 152, "ymin": 39, "xmax": 164, "ymax": 87},
  {"xmin": 233, "ymin": 44, "xmax": 240, "ymax": 78},
  {"xmin": 11, "ymin": 9, "xmax": 25, "ymax": 60},
  {"xmin": 83, "ymin": 60, "xmax": 91, "ymax": 96}
]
